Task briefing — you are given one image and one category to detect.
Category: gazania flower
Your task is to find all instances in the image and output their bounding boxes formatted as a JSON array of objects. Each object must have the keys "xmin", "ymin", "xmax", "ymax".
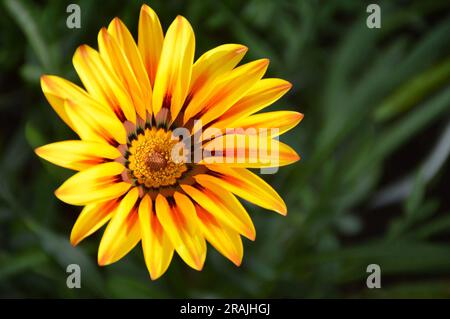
[{"xmin": 35, "ymin": 4, "xmax": 303, "ymax": 279}]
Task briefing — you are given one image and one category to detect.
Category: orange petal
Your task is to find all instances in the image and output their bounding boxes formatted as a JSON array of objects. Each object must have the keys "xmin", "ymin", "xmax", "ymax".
[
  {"xmin": 73, "ymin": 44, "xmax": 136, "ymax": 123},
  {"xmin": 155, "ymin": 193, "xmax": 206, "ymax": 271},
  {"xmin": 70, "ymin": 198, "xmax": 120, "ymax": 246},
  {"xmin": 213, "ymin": 78, "xmax": 292, "ymax": 128},
  {"xmin": 198, "ymin": 165, "xmax": 287, "ymax": 215},
  {"xmin": 195, "ymin": 204, "xmax": 243, "ymax": 266},
  {"xmin": 201, "ymin": 134, "xmax": 300, "ymax": 168},
  {"xmin": 183, "ymin": 44, "xmax": 248, "ymax": 123},
  {"xmin": 181, "ymin": 183, "xmax": 255, "ymax": 240},
  {"xmin": 139, "ymin": 195, "xmax": 174, "ymax": 280},
  {"xmin": 98, "ymin": 27, "xmax": 147, "ymax": 120},
  {"xmin": 35, "ymin": 140, "xmax": 121, "ymax": 171},
  {"xmin": 55, "ymin": 162, "xmax": 131, "ymax": 205},
  {"xmin": 98, "ymin": 187, "xmax": 141, "ymax": 265},
  {"xmin": 138, "ymin": 4, "xmax": 164, "ymax": 87},
  {"xmin": 152, "ymin": 16, "xmax": 195, "ymax": 123},
  {"xmin": 189, "ymin": 59, "xmax": 269, "ymax": 127}
]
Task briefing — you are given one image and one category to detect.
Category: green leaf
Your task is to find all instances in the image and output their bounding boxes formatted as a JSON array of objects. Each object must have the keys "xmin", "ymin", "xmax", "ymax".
[
  {"xmin": 23, "ymin": 218, "xmax": 106, "ymax": 296},
  {"xmin": 3, "ymin": 0, "xmax": 54, "ymax": 70},
  {"xmin": 0, "ymin": 250, "xmax": 48, "ymax": 281},
  {"xmin": 360, "ymin": 87, "xmax": 450, "ymax": 172},
  {"xmin": 375, "ymin": 56, "xmax": 450, "ymax": 121}
]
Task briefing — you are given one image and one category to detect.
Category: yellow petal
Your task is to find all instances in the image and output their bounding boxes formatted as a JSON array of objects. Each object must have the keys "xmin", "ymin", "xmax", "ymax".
[
  {"xmin": 64, "ymin": 99, "xmax": 127, "ymax": 145},
  {"xmin": 108, "ymin": 18, "xmax": 153, "ymax": 116},
  {"xmin": 191, "ymin": 59, "xmax": 269, "ymax": 127},
  {"xmin": 138, "ymin": 4, "xmax": 163, "ymax": 87},
  {"xmin": 73, "ymin": 44, "xmax": 136, "ymax": 123},
  {"xmin": 41, "ymin": 76, "xmax": 126, "ymax": 144},
  {"xmin": 98, "ymin": 187, "xmax": 141, "ymax": 265},
  {"xmin": 195, "ymin": 204, "xmax": 243, "ymax": 266},
  {"xmin": 98, "ymin": 27, "xmax": 147, "ymax": 120},
  {"xmin": 180, "ymin": 183, "xmax": 255, "ymax": 240},
  {"xmin": 152, "ymin": 16, "xmax": 195, "ymax": 123},
  {"xmin": 183, "ymin": 44, "xmax": 248, "ymax": 123},
  {"xmin": 40, "ymin": 75, "xmax": 103, "ymax": 132},
  {"xmin": 139, "ymin": 195, "xmax": 174, "ymax": 280},
  {"xmin": 213, "ymin": 78, "xmax": 292, "ymax": 128},
  {"xmin": 70, "ymin": 198, "xmax": 120, "ymax": 246},
  {"xmin": 198, "ymin": 165, "xmax": 287, "ymax": 215},
  {"xmin": 227, "ymin": 111, "xmax": 304, "ymax": 137},
  {"xmin": 201, "ymin": 134, "xmax": 300, "ymax": 168},
  {"xmin": 55, "ymin": 162, "xmax": 130, "ymax": 205},
  {"xmin": 35, "ymin": 140, "xmax": 121, "ymax": 171},
  {"xmin": 155, "ymin": 192, "xmax": 206, "ymax": 271}
]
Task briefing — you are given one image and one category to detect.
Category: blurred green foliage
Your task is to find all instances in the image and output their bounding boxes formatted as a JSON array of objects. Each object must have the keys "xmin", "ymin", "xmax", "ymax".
[{"xmin": 1, "ymin": 0, "xmax": 450, "ymax": 298}]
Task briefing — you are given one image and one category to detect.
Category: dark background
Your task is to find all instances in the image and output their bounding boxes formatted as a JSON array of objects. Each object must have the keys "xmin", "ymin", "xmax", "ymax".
[{"xmin": 1, "ymin": 0, "xmax": 450, "ymax": 298}]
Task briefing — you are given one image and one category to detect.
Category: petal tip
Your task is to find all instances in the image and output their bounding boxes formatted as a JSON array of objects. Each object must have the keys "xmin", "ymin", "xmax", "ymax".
[
  {"xmin": 69, "ymin": 236, "xmax": 80, "ymax": 247},
  {"xmin": 34, "ymin": 146, "xmax": 44, "ymax": 157},
  {"xmin": 277, "ymin": 207, "xmax": 288, "ymax": 216},
  {"xmin": 140, "ymin": 4, "xmax": 158, "ymax": 18},
  {"xmin": 236, "ymin": 45, "xmax": 248, "ymax": 54},
  {"xmin": 247, "ymin": 231, "xmax": 256, "ymax": 241},
  {"xmin": 148, "ymin": 267, "xmax": 166, "ymax": 280},
  {"xmin": 277, "ymin": 80, "xmax": 293, "ymax": 91},
  {"xmin": 231, "ymin": 255, "xmax": 243, "ymax": 267},
  {"xmin": 149, "ymin": 274, "xmax": 160, "ymax": 281},
  {"xmin": 259, "ymin": 58, "xmax": 270, "ymax": 68},
  {"xmin": 40, "ymin": 74, "xmax": 49, "ymax": 84},
  {"xmin": 97, "ymin": 254, "xmax": 110, "ymax": 266},
  {"xmin": 54, "ymin": 187, "xmax": 64, "ymax": 200},
  {"xmin": 193, "ymin": 262, "xmax": 204, "ymax": 272}
]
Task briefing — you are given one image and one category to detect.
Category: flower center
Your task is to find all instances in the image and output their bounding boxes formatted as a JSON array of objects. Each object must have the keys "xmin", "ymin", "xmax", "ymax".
[{"xmin": 126, "ymin": 128, "xmax": 187, "ymax": 188}]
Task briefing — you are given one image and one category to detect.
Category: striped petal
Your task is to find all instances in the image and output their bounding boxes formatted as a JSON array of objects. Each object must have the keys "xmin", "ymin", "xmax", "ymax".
[
  {"xmin": 213, "ymin": 78, "xmax": 292, "ymax": 129},
  {"xmin": 73, "ymin": 45, "xmax": 136, "ymax": 123},
  {"xmin": 55, "ymin": 162, "xmax": 130, "ymax": 205},
  {"xmin": 183, "ymin": 44, "xmax": 248, "ymax": 124},
  {"xmin": 98, "ymin": 27, "xmax": 147, "ymax": 120},
  {"xmin": 190, "ymin": 59, "xmax": 269, "ymax": 127},
  {"xmin": 138, "ymin": 4, "xmax": 163, "ymax": 87},
  {"xmin": 181, "ymin": 183, "xmax": 255, "ymax": 240},
  {"xmin": 70, "ymin": 198, "xmax": 120, "ymax": 246},
  {"xmin": 228, "ymin": 111, "xmax": 304, "ymax": 137},
  {"xmin": 98, "ymin": 187, "xmax": 141, "ymax": 265},
  {"xmin": 201, "ymin": 134, "xmax": 300, "ymax": 168},
  {"xmin": 152, "ymin": 16, "xmax": 195, "ymax": 123},
  {"xmin": 35, "ymin": 140, "xmax": 121, "ymax": 171},
  {"xmin": 198, "ymin": 165, "xmax": 287, "ymax": 215},
  {"xmin": 139, "ymin": 195, "xmax": 174, "ymax": 280},
  {"xmin": 64, "ymin": 99, "xmax": 127, "ymax": 145},
  {"xmin": 195, "ymin": 204, "xmax": 243, "ymax": 266},
  {"xmin": 155, "ymin": 193, "xmax": 206, "ymax": 271},
  {"xmin": 40, "ymin": 75, "xmax": 105, "ymax": 132},
  {"xmin": 108, "ymin": 18, "xmax": 153, "ymax": 116}
]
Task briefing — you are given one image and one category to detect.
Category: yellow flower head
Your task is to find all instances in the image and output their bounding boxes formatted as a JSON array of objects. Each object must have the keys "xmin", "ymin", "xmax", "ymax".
[{"xmin": 35, "ymin": 4, "xmax": 303, "ymax": 280}]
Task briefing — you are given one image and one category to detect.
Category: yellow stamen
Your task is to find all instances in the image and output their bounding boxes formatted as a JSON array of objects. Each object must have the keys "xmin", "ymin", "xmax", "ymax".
[{"xmin": 127, "ymin": 128, "xmax": 187, "ymax": 188}]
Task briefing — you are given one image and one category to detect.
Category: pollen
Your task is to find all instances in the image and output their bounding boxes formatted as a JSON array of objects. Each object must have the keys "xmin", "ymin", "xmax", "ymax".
[{"xmin": 127, "ymin": 128, "xmax": 187, "ymax": 188}]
